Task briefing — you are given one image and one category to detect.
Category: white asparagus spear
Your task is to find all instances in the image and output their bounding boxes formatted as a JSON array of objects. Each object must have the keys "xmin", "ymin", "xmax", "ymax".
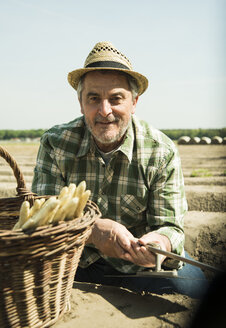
[
  {"xmin": 51, "ymin": 197, "xmax": 78, "ymax": 223},
  {"xmin": 68, "ymin": 183, "xmax": 76, "ymax": 199},
  {"xmin": 29, "ymin": 198, "xmax": 45, "ymax": 218},
  {"xmin": 42, "ymin": 202, "xmax": 61, "ymax": 225},
  {"xmin": 58, "ymin": 186, "xmax": 69, "ymax": 200},
  {"xmin": 51, "ymin": 195, "xmax": 70, "ymax": 222},
  {"xmin": 64, "ymin": 197, "xmax": 79, "ymax": 220},
  {"xmin": 21, "ymin": 197, "xmax": 59, "ymax": 230},
  {"xmin": 13, "ymin": 201, "xmax": 30, "ymax": 230},
  {"xmin": 74, "ymin": 190, "xmax": 91, "ymax": 218},
  {"xmin": 12, "ymin": 222, "xmax": 20, "ymax": 230},
  {"xmin": 73, "ymin": 181, "xmax": 86, "ymax": 198}
]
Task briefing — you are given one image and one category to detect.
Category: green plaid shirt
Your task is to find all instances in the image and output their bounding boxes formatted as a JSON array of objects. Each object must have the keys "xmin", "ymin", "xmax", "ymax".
[{"xmin": 32, "ymin": 115, "xmax": 187, "ymax": 273}]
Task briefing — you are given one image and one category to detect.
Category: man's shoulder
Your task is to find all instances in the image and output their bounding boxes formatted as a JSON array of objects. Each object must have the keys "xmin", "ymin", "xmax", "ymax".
[
  {"xmin": 133, "ymin": 116, "xmax": 177, "ymax": 154},
  {"xmin": 45, "ymin": 116, "xmax": 85, "ymax": 136},
  {"xmin": 40, "ymin": 116, "xmax": 87, "ymax": 153}
]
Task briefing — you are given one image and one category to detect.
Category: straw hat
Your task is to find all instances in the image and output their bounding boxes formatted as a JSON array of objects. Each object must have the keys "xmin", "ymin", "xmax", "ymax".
[{"xmin": 68, "ymin": 41, "xmax": 148, "ymax": 95}]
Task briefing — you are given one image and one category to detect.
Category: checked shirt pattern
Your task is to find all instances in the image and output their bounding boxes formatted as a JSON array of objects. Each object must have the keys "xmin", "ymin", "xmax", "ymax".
[{"xmin": 32, "ymin": 115, "xmax": 187, "ymax": 273}]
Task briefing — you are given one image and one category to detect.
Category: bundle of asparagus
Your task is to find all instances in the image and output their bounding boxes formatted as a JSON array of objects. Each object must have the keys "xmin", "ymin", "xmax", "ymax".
[{"xmin": 13, "ymin": 181, "xmax": 91, "ymax": 231}]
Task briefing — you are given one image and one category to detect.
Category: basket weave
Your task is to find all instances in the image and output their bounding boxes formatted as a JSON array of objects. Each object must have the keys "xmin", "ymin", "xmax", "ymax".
[{"xmin": 0, "ymin": 146, "xmax": 101, "ymax": 328}]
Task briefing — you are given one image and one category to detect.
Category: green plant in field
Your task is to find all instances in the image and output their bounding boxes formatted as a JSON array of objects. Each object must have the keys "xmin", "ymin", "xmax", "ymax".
[{"xmin": 190, "ymin": 169, "xmax": 212, "ymax": 177}]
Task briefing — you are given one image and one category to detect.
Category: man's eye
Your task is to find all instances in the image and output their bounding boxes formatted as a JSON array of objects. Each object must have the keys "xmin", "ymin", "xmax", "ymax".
[
  {"xmin": 89, "ymin": 96, "xmax": 99, "ymax": 102},
  {"xmin": 110, "ymin": 96, "xmax": 121, "ymax": 103}
]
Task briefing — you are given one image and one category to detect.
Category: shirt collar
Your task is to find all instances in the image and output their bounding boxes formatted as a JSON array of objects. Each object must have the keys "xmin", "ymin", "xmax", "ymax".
[
  {"xmin": 76, "ymin": 117, "xmax": 134, "ymax": 162},
  {"xmin": 117, "ymin": 118, "xmax": 134, "ymax": 163}
]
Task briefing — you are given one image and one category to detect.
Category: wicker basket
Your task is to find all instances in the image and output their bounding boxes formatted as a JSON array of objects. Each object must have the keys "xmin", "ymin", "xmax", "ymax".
[{"xmin": 0, "ymin": 146, "xmax": 101, "ymax": 328}]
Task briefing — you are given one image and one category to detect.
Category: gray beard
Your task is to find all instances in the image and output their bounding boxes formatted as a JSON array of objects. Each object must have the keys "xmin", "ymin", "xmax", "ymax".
[{"xmin": 84, "ymin": 116, "xmax": 130, "ymax": 146}]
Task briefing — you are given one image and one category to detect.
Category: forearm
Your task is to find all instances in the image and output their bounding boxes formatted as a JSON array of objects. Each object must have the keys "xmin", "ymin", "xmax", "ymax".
[{"xmin": 147, "ymin": 147, "xmax": 186, "ymax": 266}]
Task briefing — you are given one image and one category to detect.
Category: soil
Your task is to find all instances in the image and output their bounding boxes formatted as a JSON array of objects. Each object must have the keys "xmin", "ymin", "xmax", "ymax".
[
  {"xmin": 0, "ymin": 143, "xmax": 225, "ymax": 328},
  {"xmin": 184, "ymin": 211, "xmax": 226, "ymax": 278},
  {"xmin": 54, "ymin": 283, "xmax": 197, "ymax": 328}
]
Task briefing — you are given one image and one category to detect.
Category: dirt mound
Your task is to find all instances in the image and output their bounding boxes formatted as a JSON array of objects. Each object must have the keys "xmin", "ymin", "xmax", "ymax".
[
  {"xmin": 184, "ymin": 176, "xmax": 226, "ymax": 186},
  {"xmin": 184, "ymin": 211, "xmax": 226, "ymax": 278},
  {"xmin": 185, "ymin": 185, "xmax": 226, "ymax": 212}
]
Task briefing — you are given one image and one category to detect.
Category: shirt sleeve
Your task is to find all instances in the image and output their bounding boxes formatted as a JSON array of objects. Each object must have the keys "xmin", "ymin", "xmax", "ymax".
[
  {"xmin": 31, "ymin": 133, "xmax": 66, "ymax": 196},
  {"xmin": 147, "ymin": 145, "xmax": 187, "ymax": 268}
]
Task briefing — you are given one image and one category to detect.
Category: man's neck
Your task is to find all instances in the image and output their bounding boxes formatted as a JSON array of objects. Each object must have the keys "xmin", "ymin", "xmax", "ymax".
[{"xmin": 94, "ymin": 134, "xmax": 126, "ymax": 153}]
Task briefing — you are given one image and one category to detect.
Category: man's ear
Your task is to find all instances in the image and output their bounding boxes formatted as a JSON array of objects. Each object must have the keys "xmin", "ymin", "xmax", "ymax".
[
  {"xmin": 79, "ymin": 98, "xmax": 84, "ymax": 114},
  {"xmin": 131, "ymin": 96, "xmax": 139, "ymax": 114}
]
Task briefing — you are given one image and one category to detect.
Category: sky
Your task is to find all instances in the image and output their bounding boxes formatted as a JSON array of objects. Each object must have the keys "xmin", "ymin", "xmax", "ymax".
[{"xmin": 0, "ymin": 0, "xmax": 225, "ymax": 130}]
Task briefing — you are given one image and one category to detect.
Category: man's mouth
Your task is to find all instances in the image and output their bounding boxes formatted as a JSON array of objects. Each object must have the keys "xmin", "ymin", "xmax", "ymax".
[
  {"xmin": 95, "ymin": 120, "xmax": 117, "ymax": 125},
  {"xmin": 97, "ymin": 122, "xmax": 114, "ymax": 124}
]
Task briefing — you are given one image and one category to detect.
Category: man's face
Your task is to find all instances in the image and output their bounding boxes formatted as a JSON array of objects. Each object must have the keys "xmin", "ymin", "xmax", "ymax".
[{"xmin": 79, "ymin": 71, "xmax": 138, "ymax": 152}]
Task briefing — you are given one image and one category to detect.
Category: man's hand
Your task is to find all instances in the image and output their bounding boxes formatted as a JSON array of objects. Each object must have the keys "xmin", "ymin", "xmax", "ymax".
[
  {"xmin": 86, "ymin": 218, "xmax": 136, "ymax": 259},
  {"xmin": 86, "ymin": 219, "xmax": 171, "ymax": 267},
  {"xmin": 123, "ymin": 231, "xmax": 172, "ymax": 268}
]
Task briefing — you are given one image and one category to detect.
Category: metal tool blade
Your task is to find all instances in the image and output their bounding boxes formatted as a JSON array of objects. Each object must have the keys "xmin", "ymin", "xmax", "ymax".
[{"xmin": 146, "ymin": 244, "xmax": 223, "ymax": 273}]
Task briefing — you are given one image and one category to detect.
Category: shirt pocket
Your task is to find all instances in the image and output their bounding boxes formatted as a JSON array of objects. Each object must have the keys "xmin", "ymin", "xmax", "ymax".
[{"xmin": 120, "ymin": 194, "xmax": 148, "ymax": 226}]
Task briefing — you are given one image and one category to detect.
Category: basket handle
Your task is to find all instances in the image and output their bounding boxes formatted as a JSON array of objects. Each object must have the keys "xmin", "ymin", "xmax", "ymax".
[{"xmin": 0, "ymin": 145, "xmax": 32, "ymax": 196}]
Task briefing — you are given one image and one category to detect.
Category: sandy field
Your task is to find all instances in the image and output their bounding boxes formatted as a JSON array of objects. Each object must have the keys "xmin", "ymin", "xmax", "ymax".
[{"xmin": 0, "ymin": 143, "xmax": 225, "ymax": 327}]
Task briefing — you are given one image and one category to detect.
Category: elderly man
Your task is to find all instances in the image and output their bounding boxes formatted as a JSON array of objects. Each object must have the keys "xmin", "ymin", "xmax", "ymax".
[{"xmin": 32, "ymin": 42, "xmax": 207, "ymax": 298}]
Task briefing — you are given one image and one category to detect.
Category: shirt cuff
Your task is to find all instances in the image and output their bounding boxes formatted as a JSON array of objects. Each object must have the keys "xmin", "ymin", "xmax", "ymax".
[{"xmin": 155, "ymin": 226, "xmax": 185, "ymax": 269}]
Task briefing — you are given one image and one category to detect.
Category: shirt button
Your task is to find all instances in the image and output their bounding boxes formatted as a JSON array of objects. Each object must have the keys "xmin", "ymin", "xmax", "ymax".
[{"xmin": 136, "ymin": 206, "xmax": 140, "ymax": 211}]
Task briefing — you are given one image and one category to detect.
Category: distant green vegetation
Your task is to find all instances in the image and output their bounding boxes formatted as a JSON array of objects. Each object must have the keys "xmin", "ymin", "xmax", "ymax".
[
  {"xmin": 190, "ymin": 169, "xmax": 212, "ymax": 177},
  {"xmin": 161, "ymin": 128, "xmax": 226, "ymax": 140},
  {"xmin": 0, "ymin": 129, "xmax": 46, "ymax": 140},
  {"xmin": 0, "ymin": 128, "xmax": 225, "ymax": 140}
]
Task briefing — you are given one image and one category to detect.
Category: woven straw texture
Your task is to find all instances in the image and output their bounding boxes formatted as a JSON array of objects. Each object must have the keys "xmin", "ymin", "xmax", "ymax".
[
  {"xmin": 67, "ymin": 41, "xmax": 149, "ymax": 95},
  {"xmin": 84, "ymin": 41, "xmax": 133, "ymax": 70},
  {"xmin": 0, "ymin": 146, "xmax": 100, "ymax": 328}
]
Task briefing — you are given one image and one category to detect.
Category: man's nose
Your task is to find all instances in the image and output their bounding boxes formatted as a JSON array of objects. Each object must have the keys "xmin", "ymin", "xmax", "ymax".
[{"xmin": 98, "ymin": 99, "xmax": 112, "ymax": 117}]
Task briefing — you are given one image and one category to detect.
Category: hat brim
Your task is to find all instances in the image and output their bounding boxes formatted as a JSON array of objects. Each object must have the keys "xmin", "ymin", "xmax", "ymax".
[{"xmin": 68, "ymin": 67, "xmax": 148, "ymax": 96}]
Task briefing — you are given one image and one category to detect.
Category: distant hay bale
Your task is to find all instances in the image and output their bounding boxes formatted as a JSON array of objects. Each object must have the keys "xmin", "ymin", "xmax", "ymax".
[
  {"xmin": 189, "ymin": 137, "xmax": 201, "ymax": 144},
  {"xmin": 211, "ymin": 136, "xmax": 223, "ymax": 144},
  {"xmin": 200, "ymin": 137, "xmax": 211, "ymax": 145},
  {"xmin": 178, "ymin": 136, "xmax": 191, "ymax": 144}
]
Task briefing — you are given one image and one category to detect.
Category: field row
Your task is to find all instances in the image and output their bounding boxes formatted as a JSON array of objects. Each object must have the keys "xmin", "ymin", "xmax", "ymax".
[{"xmin": 1, "ymin": 144, "xmax": 226, "ymax": 174}]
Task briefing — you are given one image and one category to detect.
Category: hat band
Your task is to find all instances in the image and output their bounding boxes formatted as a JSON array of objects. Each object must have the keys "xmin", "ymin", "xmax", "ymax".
[{"xmin": 85, "ymin": 61, "xmax": 130, "ymax": 70}]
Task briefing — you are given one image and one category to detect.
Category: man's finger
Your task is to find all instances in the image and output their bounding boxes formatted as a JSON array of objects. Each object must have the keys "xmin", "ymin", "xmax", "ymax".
[
  {"xmin": 122, "ymin": 252, "xmax": 134, "ymax": 262},
  {"xmin": 129, "ymin": 242, "xmax": 157, "ymax": 267},
  {"xmin": 114, "ymin": 240, "xmax": 130, "ymax": 259},
  {"xmin": 125, "ymin": 243, "xmax": 149, "ymax": 265}
]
